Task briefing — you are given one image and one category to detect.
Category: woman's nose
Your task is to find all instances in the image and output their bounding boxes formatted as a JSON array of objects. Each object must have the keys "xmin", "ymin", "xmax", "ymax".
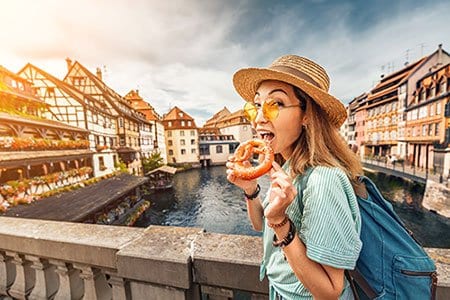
[{"xmin": 254, "ymin": 105, "xmax": 267, "ymax": 123}]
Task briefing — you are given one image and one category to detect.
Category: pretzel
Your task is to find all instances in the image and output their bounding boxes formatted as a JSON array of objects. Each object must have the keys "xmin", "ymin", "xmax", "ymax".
[{"xmin": 230, "ymin": 139, "xmax": 274, "ymax": 180}]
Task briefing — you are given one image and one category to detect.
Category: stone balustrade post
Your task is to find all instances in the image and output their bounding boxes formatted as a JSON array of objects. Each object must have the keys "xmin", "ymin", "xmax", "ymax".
[
  {"xmin": 0, "ymin": 251, "xmax": 15, "ymax": 296},
  {"xmin": 107, "ymin": 274, "xmax": 129, "ymax": 300},
  {"xmin": 74, "ymin": 263, "xmax": 111, "ymax": 300},
  {"xmin": 6, "ymin": 251, "xmax": 35, "ymax": 299},
  {"xmin": 50, "ymin": 260, "xmax": 84, "ymax": 300},
  {"xmin": 26, "ymin": 255, "xmax": 58, "ymax": 300}
]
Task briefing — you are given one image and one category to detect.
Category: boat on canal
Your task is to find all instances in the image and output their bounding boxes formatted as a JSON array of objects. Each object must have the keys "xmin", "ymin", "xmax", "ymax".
[{"xmin": 145, "ymin": 165, "xmax": 177, "ymax": 190}]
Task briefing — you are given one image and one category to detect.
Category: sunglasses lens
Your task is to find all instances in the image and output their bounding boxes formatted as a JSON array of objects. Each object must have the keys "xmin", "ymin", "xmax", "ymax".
[
  {"xmin": 244, "ymin": 102, "xmax": 257, "ymax": 121},
  {"xmin": 263, "ymin": 101, "xmax": 279, "ymax": 121}
]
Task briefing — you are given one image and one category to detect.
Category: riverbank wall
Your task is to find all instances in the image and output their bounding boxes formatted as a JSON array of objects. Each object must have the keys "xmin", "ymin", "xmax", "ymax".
[
  {"xmin": 0, "ymin": 217, "xmax": 448, "ymax": 299},
  {"xmin": 363, "ymin": 164, "xmax": 450, "ymax": 218},
  {"xmin": 423, "ymin": 179, "xmax": 450, "ymax": 218}
]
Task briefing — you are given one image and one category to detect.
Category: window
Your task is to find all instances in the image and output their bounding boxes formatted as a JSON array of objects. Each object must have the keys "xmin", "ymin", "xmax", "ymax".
[
  {"xmin": 181, "ymin": 121, "xmax": 185, "ymax": 126},
  {"xmin": 440, "ymin": 81, "xmax": 446, "ymax": 94},
  {"xmin": 188, "ymin": 121, "xmax": 192, "ymax": 126},
  {"xmin": 191, "ymin": 149, "xmax": 196, "ymax": 154},
  {"xmin": 98, "ymin": 156, "xmax": 106, "ymax": 171},
  {"xmin": 119, "ymin": 118, "xmax": 123, "ymax": 128},
  {"xmin": 436, "ymin": 102, "xmax": 441, "ymax": 115},
  {"xmin": 191, "ymin": 139, "xmax": 195, "ymax": 145},
  {"xmin": 168, "ymin": 121, "xmax": 172, "ymax": 127},
  {"xmin": 181, "ymin": 149, "xmax": 186, "ymax": 155},
  {"xmin": 168, "ymin": 140, "xmax": 173, "ymax": 146},
  {"xmin": 167, "ymin": 131, "xmax": 172, "ymax": 137},
  {"xmin": 435, "ymin": 123, "xmax": 440, "ymax": 136},
  {"xmin": 169, "ymin": 149, "xmax": 173, "ymax": 155},
  {"xmin": 216, "ymin": 145, "xmax": 223, "ymax": 153},
  {"xmin": 429, "ymin": 124, "xmax": 434, "ymax": 136},
  {"xmin": 180, "ymin": 139, "xmax": 185, "ymax": 145},
  {"xmin": 190, "ymin": 130, "xmax": 195, "ymax": 136},
  {"xmin": 419, "ymin": 106, "xmax": 427, "ymax": 119},
  {"xmin": 180, "ymin": 130, "xmax": 185, "ymax": 136},
  {"xmin": 422, "ymin": 125, "xmax": 427, "ymax": 136}
]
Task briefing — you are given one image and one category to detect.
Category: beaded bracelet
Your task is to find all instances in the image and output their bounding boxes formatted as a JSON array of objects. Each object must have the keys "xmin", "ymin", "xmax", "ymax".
[
  {"xmin": 267, "ymin": 215, "xmax": 289, "ymax": 229},
  {"xmin": 244, "ymin": 184, "xmax": 260, "ymax": 200},
  {"xmin": 272, "ymin": 218, "xmax": 296, "ymax": 248}
]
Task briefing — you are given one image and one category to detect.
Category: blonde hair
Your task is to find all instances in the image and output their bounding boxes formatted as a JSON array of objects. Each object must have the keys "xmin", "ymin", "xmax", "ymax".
[{"xmin": 276, "ymin": 87, "xmax": 364, "ymax": 188}]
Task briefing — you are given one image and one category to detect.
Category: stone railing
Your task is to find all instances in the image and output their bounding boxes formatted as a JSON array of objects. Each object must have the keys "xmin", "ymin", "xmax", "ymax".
[
  {"xmin": 0, "ymin": 217, "xmax": 268, "ymax": 299},
  {"xmin": 0, "ymin": 217, "xmax": 448, "ymax": 299}
]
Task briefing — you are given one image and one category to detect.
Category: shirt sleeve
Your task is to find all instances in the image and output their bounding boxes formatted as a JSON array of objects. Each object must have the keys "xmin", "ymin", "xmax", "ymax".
[{"xmin": 298, "ymin": 167, "xmax": 362, "ymax": 269}]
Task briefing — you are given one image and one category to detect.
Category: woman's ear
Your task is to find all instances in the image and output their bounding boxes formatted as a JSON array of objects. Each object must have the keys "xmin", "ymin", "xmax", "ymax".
[{"xmin": 301, "ymin": 115, "xmax": 308, "ymax": 126}]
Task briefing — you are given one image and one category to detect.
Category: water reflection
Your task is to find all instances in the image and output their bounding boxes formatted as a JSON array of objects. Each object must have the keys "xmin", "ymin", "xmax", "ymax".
[{"xmin": 136, "ymin": 166, "xmax": 450, "ymax": 248}]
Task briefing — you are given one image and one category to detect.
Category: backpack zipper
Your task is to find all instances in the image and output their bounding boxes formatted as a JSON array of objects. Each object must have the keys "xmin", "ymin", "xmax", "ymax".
[
  {"xmin": 400, "ymin": 270, "xmax": 435, "ymax": 276},
  {"xmin": 400, "ymin": 270, "xmax": 438, "ymax": 300}
]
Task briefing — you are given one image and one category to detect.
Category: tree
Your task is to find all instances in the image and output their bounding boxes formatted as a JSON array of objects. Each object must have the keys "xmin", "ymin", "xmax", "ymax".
[{"xmin": 142, "ymin": 151, "xmax": 163, "ymax": 174}]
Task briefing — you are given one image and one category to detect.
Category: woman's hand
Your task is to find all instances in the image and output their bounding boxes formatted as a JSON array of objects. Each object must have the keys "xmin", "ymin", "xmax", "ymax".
[
  {"xmin": 226, "ymin": 159, "xmax": 258, "ymax": 195},
  {"xmin": 264, "ymin": 161, "xmax": 297, "ymax": 223}
]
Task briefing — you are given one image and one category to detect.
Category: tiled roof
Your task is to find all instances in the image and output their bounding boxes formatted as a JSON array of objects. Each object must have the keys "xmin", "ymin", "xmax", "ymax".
[
  {"xmin": 163, "ymin": 106, "xmax": 195, "ymax": 121},
  {"xmin": 69, "ymin": 62, "xmax": 148, "ymax": 123},
  {"xmin": 124, "ymin": 89, "xmax": 161, "ymax": 121}
]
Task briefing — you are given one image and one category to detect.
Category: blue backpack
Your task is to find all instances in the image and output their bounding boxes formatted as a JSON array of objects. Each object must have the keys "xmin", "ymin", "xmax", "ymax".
[{"xmin": 298, "ymin": 169, "xmax": 437, "ymax": 300}]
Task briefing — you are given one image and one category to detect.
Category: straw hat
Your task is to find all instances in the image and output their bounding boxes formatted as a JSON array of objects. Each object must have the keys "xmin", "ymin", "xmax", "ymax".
[{"xmin": 233, "ymin": 55, "xmax": 347, "ymax": 128}]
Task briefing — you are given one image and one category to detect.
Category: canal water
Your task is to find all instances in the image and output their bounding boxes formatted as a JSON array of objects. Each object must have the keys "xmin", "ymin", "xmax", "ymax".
[{"xmin": 135, "ymin": 166, "xmax": 450, "ymax": 248}]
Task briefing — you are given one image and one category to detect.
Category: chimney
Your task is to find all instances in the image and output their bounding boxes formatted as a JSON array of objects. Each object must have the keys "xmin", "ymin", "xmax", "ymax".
[
  {"xmin": 96, "ymin": 67, "xmax": 102, "ymax": 81},
  {"xmin": 437, "ymin": 44, "xmax": 443, "ymax": 66},
  {"xmin": 65, "ymin": 58, "xmax": 72, "ymax": 71}
]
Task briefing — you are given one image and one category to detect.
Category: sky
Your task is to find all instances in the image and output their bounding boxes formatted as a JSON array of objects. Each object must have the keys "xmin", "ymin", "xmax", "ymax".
[{"xmin": 1, "ymin": 0, "xmax": 449, "ymax": 126}]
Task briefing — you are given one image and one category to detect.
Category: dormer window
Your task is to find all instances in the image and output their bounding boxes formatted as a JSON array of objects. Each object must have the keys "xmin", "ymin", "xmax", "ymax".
[
  {"xmin": 181, "ymin": 121, "xmax": 185, "ymax": 126},
  {"xmin": 178, "ymin": 112, "xmax": 183, "ymax": 117}
]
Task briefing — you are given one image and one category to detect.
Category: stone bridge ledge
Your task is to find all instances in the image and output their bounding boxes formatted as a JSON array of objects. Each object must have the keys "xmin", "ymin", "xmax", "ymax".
[{"xmin": 0, "ymin": 217, "xmax": 448, "ymax": 299}]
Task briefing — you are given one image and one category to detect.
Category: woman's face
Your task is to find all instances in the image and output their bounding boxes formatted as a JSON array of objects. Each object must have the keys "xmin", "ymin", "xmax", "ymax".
[{"xmin": 252, "ymin": 80, "xmax": 306, "ymax": 159}]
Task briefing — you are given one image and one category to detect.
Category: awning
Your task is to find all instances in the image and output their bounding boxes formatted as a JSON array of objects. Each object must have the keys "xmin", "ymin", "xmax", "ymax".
[{"xmin": 145, "ymin": 165, "xmax": 177, "ymax": 176}]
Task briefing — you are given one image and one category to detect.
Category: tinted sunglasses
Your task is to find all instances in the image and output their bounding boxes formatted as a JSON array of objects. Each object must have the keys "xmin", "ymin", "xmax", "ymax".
[{"xmin": 243, "ymin": 99, "xmax": 302, "ymax": 122}]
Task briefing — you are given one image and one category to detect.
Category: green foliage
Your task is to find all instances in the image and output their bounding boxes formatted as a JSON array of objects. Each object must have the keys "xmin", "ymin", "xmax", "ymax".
[
  {"xmin": 142, "ymin": 152, "xmax": 164, "ymax": 174},
  {"xmin": 115, "ymin": 159, "xmax": 128, "ymax": 173}
]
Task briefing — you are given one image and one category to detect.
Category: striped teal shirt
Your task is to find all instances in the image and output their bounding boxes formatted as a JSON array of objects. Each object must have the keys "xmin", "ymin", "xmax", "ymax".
[{"xmin": 260, "ymin": 165, "xmax": 362, "ymax": 299}]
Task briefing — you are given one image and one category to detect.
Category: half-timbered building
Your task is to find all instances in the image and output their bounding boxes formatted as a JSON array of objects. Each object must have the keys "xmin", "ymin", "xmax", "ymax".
[
  {"xmin": 124, "ymin": 90, "xmax": 167, "ymax": 163},
  {"xmin": 0, "ymin": 65, "xmax": 92, "ymax": 210},
  {"xmin": 64, "ymin": 59, "xmax": 148, "ymax": 175},
  {"xmin": 405, "ymin": 63, "xmax": 450, "ymax": 177},
  {"xmin": 18, "ymin": 63, "xmax": 118, "ymax": 177}
]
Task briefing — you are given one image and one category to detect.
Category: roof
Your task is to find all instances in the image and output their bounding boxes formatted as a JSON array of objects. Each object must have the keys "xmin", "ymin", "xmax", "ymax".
[
  {"xmin": 204, "ymin": 107, "xmax": 231, "ymax": 126},
  {"xmin": 163, "ymin": 106, "xmax": 195, "ymax": 121},
  {"xmin": 3, "ymin": 173, "xmax": 148, "ymax": 222},
  {"xmin": 368, "ymin": 57, "xmax": 427, "ymax": 101},
  {"xmin": 124, "ymin": 89, "xmax": 161, "ymax": 121},
  {"xmin": 145, "ymin": 165, "xmax": 177, "ymax": 176},
  {"xmin": 68, "ymin": 61, "xmax": 148, "ymax": 123},
  {"xmin": 18, "ymin": 63, "xmax": 113, "ymax": 115},
  {"xmin": 0, "ymin": 65, "xmax": 45, "ymax": 104}
]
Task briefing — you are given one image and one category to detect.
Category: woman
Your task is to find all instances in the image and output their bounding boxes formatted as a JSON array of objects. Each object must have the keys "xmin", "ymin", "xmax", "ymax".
[{"xmin": 226, "ymin": 55, "xmax": 364, "ymax": 299}]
